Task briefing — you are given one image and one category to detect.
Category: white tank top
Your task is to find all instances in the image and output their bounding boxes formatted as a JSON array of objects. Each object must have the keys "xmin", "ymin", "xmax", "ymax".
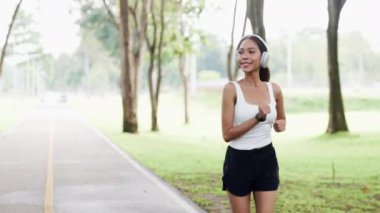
[{"xmin": 229, "ymin": 81, "xmax": 277, "ymax": 150}]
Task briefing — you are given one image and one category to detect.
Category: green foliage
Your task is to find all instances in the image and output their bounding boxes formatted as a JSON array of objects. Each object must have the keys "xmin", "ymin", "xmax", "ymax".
[
  {"xmin": 291, "ymin": 28, "xmax": 327, "ymax": 86},
  {"xmin": 49, "ymin": 53, "xmax": 84, "ymax": 91},
  {"xmin": 196, "ymin": 33, "xmax": 227, "ymax": 78},
  {"xmin": 78, "ymin": 30, "xmax": 120, "ymax": 93},
  {"xmin": 78, "ymin": 2, "xmax": 119, "ymax": 58},
  {"xmin": 268, "ymin": 30, "xmax": 289, "ymax": 78},
  {"xmin": 165, "ymin": 0, "xmax": 206, "ymax": 56},
  {"xmin": 339, "ymin": 31, "xmax": 380, "ymax": 84},
  {"xmin": 38, "ymin": 29, "xmax": 120, "ymax": 93},
  {"xmin": 268, "ymin": 28, "xmax": 380, "ymax": 87},
  {"xmin": 7, "ymin": 9, "xmax": 43, "ymax": 59}
]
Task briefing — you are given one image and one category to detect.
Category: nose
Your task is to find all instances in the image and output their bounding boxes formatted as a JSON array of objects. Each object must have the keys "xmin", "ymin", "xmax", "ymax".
[{"xmin": 241, "ymin": 52, "xmax": 249, "ymax": 59}]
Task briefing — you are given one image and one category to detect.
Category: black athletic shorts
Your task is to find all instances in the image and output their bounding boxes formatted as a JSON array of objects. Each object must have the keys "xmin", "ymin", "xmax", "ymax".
[{"xmin": 222, "ymin": 143, "xmax": 279, "ymax": 196}]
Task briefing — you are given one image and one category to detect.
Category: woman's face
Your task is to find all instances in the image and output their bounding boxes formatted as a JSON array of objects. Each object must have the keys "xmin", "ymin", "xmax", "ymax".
[{"xmin": 236, "ymin": 39, "xmax": 261, "ymax": 73}]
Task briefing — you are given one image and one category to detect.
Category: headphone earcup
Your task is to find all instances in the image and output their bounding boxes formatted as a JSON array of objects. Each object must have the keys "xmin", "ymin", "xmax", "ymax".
[{"xmin": 260, "ymin": 51, "xmax": 270, "ymax": 68}]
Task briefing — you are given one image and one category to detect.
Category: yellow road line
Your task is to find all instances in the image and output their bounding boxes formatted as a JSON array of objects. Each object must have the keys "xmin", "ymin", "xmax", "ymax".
[{"xmin": 44, "ymin": 118, "xmax": 54, "ymax": 213}]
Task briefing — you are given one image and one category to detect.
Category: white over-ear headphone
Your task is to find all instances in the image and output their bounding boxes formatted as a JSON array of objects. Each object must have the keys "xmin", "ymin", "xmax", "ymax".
[
  {"xmin": 260, "ymin": 51, "xmax": 270, "ymax": 68},
  {"xmin": 239, "ymin": 34, "xmax": 270, "ymax": 68}
]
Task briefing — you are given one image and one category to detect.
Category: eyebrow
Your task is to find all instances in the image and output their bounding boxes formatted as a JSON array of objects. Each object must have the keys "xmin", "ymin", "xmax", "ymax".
[{"xmin": 238, "ymin": 47, "xmax": 257, "ymax": 51}]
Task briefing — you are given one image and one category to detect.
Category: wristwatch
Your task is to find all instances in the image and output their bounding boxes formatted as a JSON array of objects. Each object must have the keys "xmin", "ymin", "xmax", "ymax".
[{"xmin": 255, "ymin": 113, "xmax": 266, "ymax": 122}]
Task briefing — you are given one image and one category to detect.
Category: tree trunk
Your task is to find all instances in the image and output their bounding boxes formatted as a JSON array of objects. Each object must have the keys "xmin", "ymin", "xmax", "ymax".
[
  {"xmin": 104, "ymin": 0, "xmax": 146, "ymax": 133},
  {"xmin": 179, "ymin": 53, "xmax": 189, "ymax": 124},
  {"xmin": 129, "ymin": 0, "xmax": 148, "ymax": 112},
  {"xmin": 246, "ymin": 0, "xmax": 265, "ymax": 39},
  {"xmin": 146, "ymin": 0, "xmax": 158, "ymax": 131},
  {"xmin": 178, "ymin": 0, "xmax": 189, "ymax": 124},
  {"xmin": 227, "ymin": 0, "xmax": 238, "ymax": 81},
  {"xmin": 0, "ymin": 0, "xmax": 23, "ymax": 76},
  {"xmin": 153, "ymin": 0, "xmax": 165, "ymax": 131},
  {"xmin": 234, "ymin": 7, "xmax": 248, "ymax": 80},
  {"xmin": 119, "ymin": 0, "xmax": 138, "ymax": 133},
  {"xmin": 326, "ymin": 0, "xmax": 348, "ymax": 134},
  {"xmin": 144, "ymin": 0, "xmax": 165, "ymax": 131}
]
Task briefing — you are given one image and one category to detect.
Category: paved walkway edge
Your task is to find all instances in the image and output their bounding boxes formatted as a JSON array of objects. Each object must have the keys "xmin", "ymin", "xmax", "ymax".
[
  {"xmin": 0, "ymin": 113, "xmax": 30, "ymax": 139},
  {"xmin": 77, "ymin": 114, "xmax": 206, "ymax": 213}
]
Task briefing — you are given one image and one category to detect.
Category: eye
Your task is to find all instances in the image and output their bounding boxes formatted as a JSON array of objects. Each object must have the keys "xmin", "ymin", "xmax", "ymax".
[
  {"xmin": 249, "ymin": 50, "xmax": 256, "ymax": 54},
  {"xmin": 237, "ymin": 50, "xmax": 243, "ymax": 55}
]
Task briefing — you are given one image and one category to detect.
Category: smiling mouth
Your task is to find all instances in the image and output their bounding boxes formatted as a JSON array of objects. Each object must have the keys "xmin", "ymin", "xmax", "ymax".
[{"xmin": 240, "ymin": 62, "xmax": 252, "ymax": 66}]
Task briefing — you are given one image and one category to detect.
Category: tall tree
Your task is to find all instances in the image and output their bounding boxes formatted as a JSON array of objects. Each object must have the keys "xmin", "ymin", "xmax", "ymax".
[
  {"xmin": 0, "ymin": 0, "xmax": 23, "ymax": 76},
  {"xmin": 144, "ymin": 0, "xmax": 165, "ymax": 131},
  {"xmin": 177, "ymin": 0, "xmax": 204, "ymax": 124},
  {"xmin": 246, "ymin": 0, "xmax": 265, "ymax": 39},
  {"xmin": 119, "ymin": 0, "xmax": 138, "ymax": 132},
  {"xmin": 101, "ymin": 0, "xmax": 147, "ymax": 133},
  {"xmin": 127, "ymin": 0, "xmax": 148, "ymax": 114},
  {"xmin": 226, "ymin": 0, "xmax": 238, "ymax": 81},
  {"xmin": 226, "ymin": 0, "xmax": 248, "ymax": 81},
  {"xmin": 326, "ymin": 0, "xmax": 348, "ymax": 133},
  {"xmin": 178, "ymin": 0, "xmax": 190, "ymax": 124},
  {"xmin": 9, "ymin": 9, "xmax": 45, "ymax": 96}
]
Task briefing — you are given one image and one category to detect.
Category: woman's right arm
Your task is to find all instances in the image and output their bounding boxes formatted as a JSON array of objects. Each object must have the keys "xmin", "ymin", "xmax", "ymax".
[{"xmin": 221, "ymin": 82, "xmax": 261, "ymax": 142}]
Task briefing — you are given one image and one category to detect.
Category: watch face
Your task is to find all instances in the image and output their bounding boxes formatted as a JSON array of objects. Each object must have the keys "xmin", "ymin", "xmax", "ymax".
[
  {"xmin": 255, "ymin": 113, "xmax": 261, "ymax": 121},
  {"xmin": 255, "ymin": 113, "xmax": 266, "ymax": 122}
]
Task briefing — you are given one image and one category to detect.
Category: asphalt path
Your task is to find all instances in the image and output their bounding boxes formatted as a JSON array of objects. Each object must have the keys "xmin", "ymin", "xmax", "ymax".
[{"xmin": 0, "ymin": 103, "xmax": 205, "ymax": 213}]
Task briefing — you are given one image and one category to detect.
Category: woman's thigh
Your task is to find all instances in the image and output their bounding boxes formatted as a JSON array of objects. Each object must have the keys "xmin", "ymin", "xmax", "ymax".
[
  {"xmin": 228, "ymin": 191, "xmax": 251, "ymax": 213},
  {"xmin": 253, "ymin": 191, "xmax": 277, "ymax": 213}
]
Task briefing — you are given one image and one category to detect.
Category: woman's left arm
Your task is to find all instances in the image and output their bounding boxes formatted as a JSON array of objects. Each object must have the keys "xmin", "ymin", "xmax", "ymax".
[{"xmin": 272, "ymin": 82, "xmax": 286, "ymax": 132}]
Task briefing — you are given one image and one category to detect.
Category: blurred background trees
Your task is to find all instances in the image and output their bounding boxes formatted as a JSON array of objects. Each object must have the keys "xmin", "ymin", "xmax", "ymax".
[
  {"xmin": 2, "ymin": 0, "xmax": 380, "ymax": 94},
  {"xmin": 1, "ymin": 0, "xmax": 380, "ymax": 133}
]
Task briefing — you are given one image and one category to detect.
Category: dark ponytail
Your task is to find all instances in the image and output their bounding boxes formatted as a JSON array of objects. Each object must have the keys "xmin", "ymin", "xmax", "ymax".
[{"xmin": 260, "ymin": 67, "xmax": 270, "ymax": 82}]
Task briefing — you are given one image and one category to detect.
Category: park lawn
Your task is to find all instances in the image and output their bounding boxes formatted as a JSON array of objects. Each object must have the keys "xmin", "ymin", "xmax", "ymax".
[
  {"xmin": 97, "ymin": 129, "xmax": 380, "ymax": 213},
  {"xmin": 69, "ymin": 91, "xmax": 380, "ymax": 213}
]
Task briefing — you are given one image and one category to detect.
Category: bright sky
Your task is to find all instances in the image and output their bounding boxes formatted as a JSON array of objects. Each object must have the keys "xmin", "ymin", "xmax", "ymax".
[
  {"xmin": 1, "ymin": 0, "xmax": 379, "ymax": 56},
  {"xmin": 0, "ymin": 0, "xmax": 80, "ymax": 57},
  {"xmin": 201, "ymin": 0, "xmax": 380, "ymax": 50},
  {"xmin": 36, "ymin": 0, "xmax": 80, "ymax": 57}
]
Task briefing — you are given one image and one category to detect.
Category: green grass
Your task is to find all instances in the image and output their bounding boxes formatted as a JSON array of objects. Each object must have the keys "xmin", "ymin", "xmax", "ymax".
[
  {"xmin": 107, "ymin": 132, "xmax": 380, "ymax": 212},
  {"xmin": 276, "ymin": 133, "xmax": 380, "ymax": 212},
  {"xmin": 68, "ymin": 90, "xmax": 380, "ymax": 213}
]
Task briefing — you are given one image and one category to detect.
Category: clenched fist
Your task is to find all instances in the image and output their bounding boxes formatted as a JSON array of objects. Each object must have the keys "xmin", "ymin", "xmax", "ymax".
[
  {"xmin": 258, "ymin": 104, "xmax": 271, "ymax": 121},
  {"xmin": 273, "ymin": 119, "xmax": 286, "ymax": 132}
]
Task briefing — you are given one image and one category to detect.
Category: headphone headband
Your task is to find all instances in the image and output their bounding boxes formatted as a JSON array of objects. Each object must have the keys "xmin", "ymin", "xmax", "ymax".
[{"xmin": 241, "ymin": 34, "xmax": 268, "ymax": 51}]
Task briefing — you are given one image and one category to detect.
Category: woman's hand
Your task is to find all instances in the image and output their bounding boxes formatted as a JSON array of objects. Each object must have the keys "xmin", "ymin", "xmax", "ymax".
[
  {"xmin": 273, "ymin": 119, "xmax": 286, "ymax": 132},
  {"xmin": 258, "ymin": 104, "xmax": 271, "ymax": 121}
]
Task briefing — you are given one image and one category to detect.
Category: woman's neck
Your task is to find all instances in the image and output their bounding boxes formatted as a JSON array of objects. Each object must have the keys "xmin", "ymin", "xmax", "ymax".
[{"xmin": 243, "ymin": 72, "xmax": 262, "ymax": 87}]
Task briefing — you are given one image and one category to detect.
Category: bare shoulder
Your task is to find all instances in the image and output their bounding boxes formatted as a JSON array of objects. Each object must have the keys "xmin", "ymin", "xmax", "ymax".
[
  {"xmin": 222, "ymin": 82, "xmax": 237, "ymax": 105},
  {"xmin": 223, "ymin": 82, "xmax": 237, "ymax": 95},
  {"xmin": 270, "ymin": 82, "xmax": 283, "ymax": 98}
]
